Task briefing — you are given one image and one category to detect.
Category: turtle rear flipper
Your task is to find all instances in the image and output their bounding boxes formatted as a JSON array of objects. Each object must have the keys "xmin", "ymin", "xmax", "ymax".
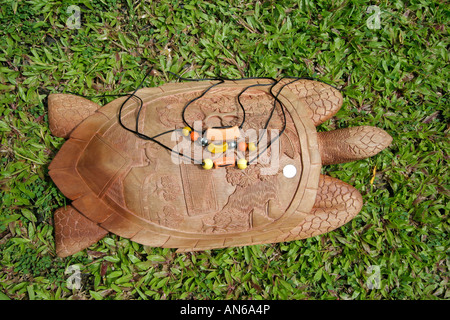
[
  {"xmin": 48, "ymin": 94, "xmax": 100, "ymax": 138},
  {"xmin": 318, "ymin": 126, "xmax": 392, "ymax": 165},
  {"xmin": 54, "ymin": 205, "xmax": 108, "ymax": 257}
]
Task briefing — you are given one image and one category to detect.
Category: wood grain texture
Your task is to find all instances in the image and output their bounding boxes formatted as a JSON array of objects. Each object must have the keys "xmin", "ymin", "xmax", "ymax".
[{"xmin": 47, "ymin": 79, "xmax": 390, "ymax": 256}]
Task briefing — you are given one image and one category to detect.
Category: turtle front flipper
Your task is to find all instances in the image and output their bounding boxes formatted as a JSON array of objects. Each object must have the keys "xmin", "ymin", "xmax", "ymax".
[
  {"xmin": 284, "ymin": 175, "xmax": 363, "ymax": 241},
  {"xmin": 285, "ymin": 79, "xmax": 343, "ymax": 126},
  {"xmin": 48, "ymin": 94, "xmax": 100, "ymax": 138},
  {"xmin": 318, "ymin": 126, "xmax": 392, "ymax": 165},
  {"xmin": 54, "ymin": 205, "xmax": 108, "ymax": 257}
]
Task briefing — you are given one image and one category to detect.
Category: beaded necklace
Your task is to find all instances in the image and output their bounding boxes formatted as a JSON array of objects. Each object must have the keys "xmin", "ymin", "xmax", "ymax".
[{"xmin": 118, "ymin": 69, "xmax": 316, "ymax": 171}]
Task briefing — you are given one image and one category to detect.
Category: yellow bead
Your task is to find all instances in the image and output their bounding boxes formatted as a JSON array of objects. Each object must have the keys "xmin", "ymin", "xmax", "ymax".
[
  {"xmin": 202, "ymin": 159, "xmax": 214, "ymax": 170},
  {"xmin": 237, "ymin": 158, "xmax": 248, "ymax": 170},
  {"xmin": 182, "ymin": 126, "xmax": 192, "ymax": 137},
  {"xmin": 248, "ymin": 142, "xmax": 257, "ymax": 152},
  {"xmin": 207, "ymin": 142, "xmax": 228, "ymax": 154}
]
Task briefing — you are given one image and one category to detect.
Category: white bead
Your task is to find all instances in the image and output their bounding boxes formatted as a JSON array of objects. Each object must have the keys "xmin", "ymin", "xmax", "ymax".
[{"xmin": 283, "ymin": 164, "xmax": 297, "ymax": 178}]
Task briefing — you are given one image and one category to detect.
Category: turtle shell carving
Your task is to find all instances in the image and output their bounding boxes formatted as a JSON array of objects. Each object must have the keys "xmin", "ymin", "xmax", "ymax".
[{"xmin": 47, "ymin": 79, "xmax": 392, "ymax": 257}]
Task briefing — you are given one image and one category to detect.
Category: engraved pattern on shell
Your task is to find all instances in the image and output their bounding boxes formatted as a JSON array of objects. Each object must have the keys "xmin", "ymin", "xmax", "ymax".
[
  {"xmin": 159, "ymin": 205, "xmax": 184, "ymax": 229},
  {"xmin": 156, "ymin": 175, "xmax": 182, "ymax": 202},
  {"xmin": 225, "ymin": 163, "xmax": 274, "ymax": 188}
]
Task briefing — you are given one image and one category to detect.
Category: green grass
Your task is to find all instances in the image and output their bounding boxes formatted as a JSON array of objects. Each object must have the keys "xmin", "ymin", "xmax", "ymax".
[{"xmin": 0, "ymin": 0, "xmax": 448, "ymax": 300}]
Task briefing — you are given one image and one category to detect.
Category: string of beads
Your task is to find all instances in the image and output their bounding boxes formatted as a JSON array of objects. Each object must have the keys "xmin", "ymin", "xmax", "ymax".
[{"xmin": 116, "ymin": 68, "xmax": 337, "ymax": 170}]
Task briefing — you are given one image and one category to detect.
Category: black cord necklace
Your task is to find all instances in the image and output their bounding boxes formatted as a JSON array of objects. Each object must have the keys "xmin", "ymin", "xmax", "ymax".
[{"xmin": 117, "ymin": 68, "xmax": 332, "ymax": 170}]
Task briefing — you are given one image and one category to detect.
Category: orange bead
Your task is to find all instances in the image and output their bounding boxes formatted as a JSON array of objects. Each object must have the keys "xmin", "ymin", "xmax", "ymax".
[
  {"xmin": 213, "ymin": 156, "xmax": 236, "ymax": 169},
  {"xmin": 237, "ymin": 141, "xmax": 247, "ymax": 152},
  {"xmin": 190, "ymin": 131, "xmax": 199, "ymax": 142}
]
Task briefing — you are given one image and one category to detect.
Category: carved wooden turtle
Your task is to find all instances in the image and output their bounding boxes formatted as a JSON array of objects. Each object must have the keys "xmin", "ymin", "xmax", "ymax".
[{"xmin": 47, "ymin": 78, "xmax": 392, "ymax": 257}]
